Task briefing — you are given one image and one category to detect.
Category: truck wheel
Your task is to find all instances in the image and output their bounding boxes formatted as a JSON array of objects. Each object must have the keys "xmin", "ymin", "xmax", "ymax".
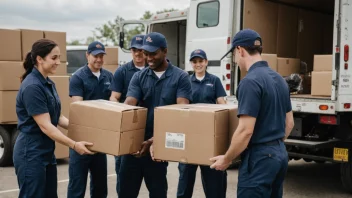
[
  {"xmin": 340, "ymin": 162, "xmax": 352, "ymax": 193},
  {"xmin": 0, "ymin": 126, "xmax": 13, "ymax": 167}
]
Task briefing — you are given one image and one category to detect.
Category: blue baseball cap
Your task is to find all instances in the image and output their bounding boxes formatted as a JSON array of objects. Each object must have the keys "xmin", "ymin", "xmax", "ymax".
[
  {"xmin": 142, "ymin": 32, "xmax": 167, "ymax": 52},
  {"xmin": 130, "ymin": 34, "xmax": 145, "ymax": 49},
  {"xmin": 220, "ymin": 29, "xmax": 262, "ymax": 60},
  {"xmin": 87, "ymin": 41, "xmax": 106, "ymax": 55},
  {"xmin": 189, "ymin": 49, "xmax": 207, "ymax": 61}
]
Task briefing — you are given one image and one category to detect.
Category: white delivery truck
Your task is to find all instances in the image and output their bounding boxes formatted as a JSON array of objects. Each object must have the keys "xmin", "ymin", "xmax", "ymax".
[{"xmin": 118, "ymin": 0, "xmax": 352, "ymax": 192}]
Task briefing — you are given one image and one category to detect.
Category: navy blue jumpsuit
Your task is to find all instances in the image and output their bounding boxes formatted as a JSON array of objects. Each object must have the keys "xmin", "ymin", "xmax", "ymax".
[
  {"xmin": 67, "ymin": 65, "xmax": 113, "ymax": 198},
  {"xmin": 14, "ymin": 67, "xmax": 62, "ymax": 198},
  {"xmin": 177, "ymin": 72, "xmax": 227, "ymax": 198}
]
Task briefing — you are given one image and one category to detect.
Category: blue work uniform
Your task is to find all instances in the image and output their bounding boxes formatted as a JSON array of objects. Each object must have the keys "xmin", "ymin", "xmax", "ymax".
[
  {"xmin": 118, "ymin": 63, "xmax": 192, "ymax": 198},
  {"xmin": 236, "ymin": 61, "xmax": 291, "ymax": 198},
  {"xmin": 13, "ymin": 67, "xmax": 61, "ymax": 198},
  {"xmin": 177, "ymin": 72, "xmax": 227, "ymax": 198},
  {"xmin": 67, "ymin": 64, "xmax": 113, "ymax": 198},
  {"xmin": 109, "ymin": 60, "xmax": 143, "ymax": 194}
]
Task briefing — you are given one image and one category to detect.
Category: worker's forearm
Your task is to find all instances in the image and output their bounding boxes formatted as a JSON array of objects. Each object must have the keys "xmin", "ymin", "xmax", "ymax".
[
  {"xmin": 110, "ymin": 96, "xmax": 118, "ymax": 102},
  {"xmin": 224, "ymin": 129, "xmax": 252, "ymax": 162},
  {"xmin": 284, "ymin": 126, "xmax": 293, "ymax": 140},
  {"xmin": 58, "ymin": 115, "xmax": 69, "ymax": 130}
]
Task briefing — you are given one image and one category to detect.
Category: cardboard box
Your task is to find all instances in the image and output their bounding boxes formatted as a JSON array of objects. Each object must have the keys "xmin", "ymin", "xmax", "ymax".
[
  {"xmin": 277, "ymin": 5, "xmax": 298, "ymax": 58},
  {"xmin": 55, "ymin": 126, "xmax": 69, "ymax": 159},
  {"xmin": 240, "ymin": 54, "xmax": 277, "ymax": 79},
  {"xmin": 153, "ymin": 104, "xmax": 229, "ymax": 165},
  {"xmin": 20, "ymin": 29, "xmax": 44, "ymax": 61},
  {"xmin": 277, "ymin": 58, "xmax": 300, "ymax": 76},
  {"xmin": 0, "ymin": 29, "xmax": 22, "ymax": 61},
  {"xmin": 50, "ymin": 62, "xmax": 67, "ymax": 76},
  {"xmin": 105, "ymin": 47, "xmax": 119, "ymax": 65},
  {"xmin": 44, "ymin": 31, "xmax": 67, "ymax": 62},
  {"xmin": 68, "ymin": 100, "xmax": 147, "ymax": 156},
  {"xmin": 50, "ymin": 76, "xmax": 70, "ymax": 117},
  {"xmin": 311, "ymin": 71, "xmax": 332, "ymax": 96},
  {"xmin": 243, "ymin": 0, "xmax": 278, "ymax": 54},
  {"xmin": 0, "ymin": 91, "xmax": 18, "ymax": 123},
  {"xmin": 0, "ymin": 62, "xmax": 24, "ymax": 91},
  {"xmin": 104, "ymin": 64, "xmax": 118, "ymax": 74},
  {"xmin": 313, "ymin": 55, "xmax": 332, "ymax": 71}
]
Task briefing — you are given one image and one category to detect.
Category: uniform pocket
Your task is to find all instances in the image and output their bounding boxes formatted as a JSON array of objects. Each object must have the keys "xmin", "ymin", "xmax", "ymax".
[{"xmin": 161, "ymin": 87, "xmax": 176, "ymax": 104}]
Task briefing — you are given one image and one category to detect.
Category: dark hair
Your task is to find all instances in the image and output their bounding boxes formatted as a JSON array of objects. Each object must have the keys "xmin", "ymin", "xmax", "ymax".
[
  {"xmin": 21, "ymin": 39, "xmax": 58, "ymax": 82},
  {"xmin": 242, "ymin": 46, "xmax": 263, "ymax": 55}
]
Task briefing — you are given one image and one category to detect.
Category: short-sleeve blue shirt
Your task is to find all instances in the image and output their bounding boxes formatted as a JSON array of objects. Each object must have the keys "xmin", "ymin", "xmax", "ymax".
[
  {"xmin": 236, "ymin": 61, "xmax": 292, "ymax": 145},
  {"xmin": 109, "ymin": 61, "xmax": 141, "ymax": 102},
  {"xmin": 190, "ymin": 72, "xmax": 227, "ymax": 104},
  {"xmin": 126, "ymin": 63, "xmax": 192, "ymax": 139},
  {"xmin": 16, "ymin": 67, "xmax": 62, "ymax": 164},
  {"xmin": 69, "ymin": 64, "xmax": 113, "ymax": 100}
]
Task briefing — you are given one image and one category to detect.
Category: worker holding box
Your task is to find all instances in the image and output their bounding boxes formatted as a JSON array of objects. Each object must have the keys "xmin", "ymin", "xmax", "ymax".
[
  {"xmin": 119, "ymin": 32, "xmax": 192, "ymax": 198},
  {"xmin": 211, "ymin": 29, "xmax": 294, "ymax": 198},
  {"xmin": 67, "ymin": 41, "xmax": 113, "ymax": 198},
  {"xmin": 13, "ymin": 39, "xmax": 94, "ymax": 198},
  {"xmin": 176, "ymin": 49, "xmax": 227, "ymax": 198},
  {"xmin": 109, "ymin": 34, "xmax": 146, "ymax": 195}
]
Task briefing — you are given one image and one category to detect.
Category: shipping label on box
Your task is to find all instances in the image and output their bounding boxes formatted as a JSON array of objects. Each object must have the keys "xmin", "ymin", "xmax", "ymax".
[
  {"xmin": 0, "ymin": 62, "xmax": 24, "ymax": 91},
  {"xmin": 0, "ymin": 29, "xmax": 22, "ymax": 61},
  {"xmin": 154, "ymin": 104, "xmax": 230, "ymax": 165},
  {"xmin": 68, "ymin": 100, "xmax": 147, "ymax": 156},
  {"xmin": 313, "ymin": 55, "xmax": 332, "ymax": 71}
]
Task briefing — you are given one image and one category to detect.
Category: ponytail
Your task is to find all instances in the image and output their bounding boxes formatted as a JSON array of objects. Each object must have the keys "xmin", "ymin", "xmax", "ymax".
[
  {"xmin": 20, "ymin": 39, "xmax": 58, "ymax": 82},
  {"xmin": 21, "ymin": 52, "xmax": 35, "ymax": 82}
]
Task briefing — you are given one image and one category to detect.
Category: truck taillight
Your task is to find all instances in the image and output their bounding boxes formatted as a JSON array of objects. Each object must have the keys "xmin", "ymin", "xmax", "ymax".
[
  {"xmin": 319, "ymin": 105, "xmax": 329, "ymax": 110},
  {"xmin": 226, "ymin": 84, "xmax": 230, "ymax": 90},
  {"xmin": 226, "ymin": 64, "xmax": 230, "ymax": 70},
  {"xmin": 319, "ymin": 115, "xmax": 337, "ymax": 125},
  {"xmin": 344, "ymin": 45, "xmax": 349, "ymax": 62},
  {"xmin": 345, "ymin": 63, "xmax": 348, "ymax": 70},
  {"xmin": 227, "ymin": 37, "xmax": 231, "ymax": 44},
  {"xmin": 226, "ymin": 74, "xmax": 231, "ymax": 79},
  {"xmin": 344, "ymin": 103, "xmax": 351, "ymax": 109}
]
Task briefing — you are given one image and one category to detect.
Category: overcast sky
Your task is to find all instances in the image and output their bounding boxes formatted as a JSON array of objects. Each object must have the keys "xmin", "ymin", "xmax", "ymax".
[{"xmin": 0, "ymin": 0, "xmax": 190, "ymax": 42}]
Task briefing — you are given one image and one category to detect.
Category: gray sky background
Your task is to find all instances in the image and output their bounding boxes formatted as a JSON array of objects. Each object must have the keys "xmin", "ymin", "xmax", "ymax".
[{"xmin": 0, "ymin": 0, "xmax": 190, "ymax": 42}]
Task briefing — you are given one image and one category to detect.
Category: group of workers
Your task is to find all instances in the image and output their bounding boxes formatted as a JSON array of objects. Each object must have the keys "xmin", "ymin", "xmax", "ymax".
[{"xmin": 12, "ymin": 29, "xmax": 294, "ymax": 198}]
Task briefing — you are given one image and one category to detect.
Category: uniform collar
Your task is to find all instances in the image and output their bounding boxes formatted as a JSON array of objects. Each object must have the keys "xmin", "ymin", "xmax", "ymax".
[
  {"xmin": 248, "ymin": 61, "xmax": 269, "ymax": 73},
  {"xmin": 32, "ymin": 67, "xmax": 51, "ymax": 85},
  {"xmin": 128, "ymin": 60, "xmax": 143, "ymax": 71},
  {"xmin": 146, "ymin": 62, "xmax": 173, "ymax": 78},
  {"xmin": 191, "ymin": 72, "xmax": 210, "ymax": 82},
  {"xmin": 83, "ymin": 64, "xmax": 107, "ymax": 79}
]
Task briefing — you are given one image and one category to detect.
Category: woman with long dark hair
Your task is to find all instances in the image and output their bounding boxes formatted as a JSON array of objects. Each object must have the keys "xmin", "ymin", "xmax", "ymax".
[{"xmin": 13, "ymin": 39, "xmax": 94, "ymax": 198}]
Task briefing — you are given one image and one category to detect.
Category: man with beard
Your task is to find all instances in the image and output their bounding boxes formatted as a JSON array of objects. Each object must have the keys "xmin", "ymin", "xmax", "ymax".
[
  {"xmin": 117, "ymin": 32, "xmax": 193, "ymax": 198},
  {"xmin": 109, "ymin": 34, "xmax": 146, "ymax": 195}
]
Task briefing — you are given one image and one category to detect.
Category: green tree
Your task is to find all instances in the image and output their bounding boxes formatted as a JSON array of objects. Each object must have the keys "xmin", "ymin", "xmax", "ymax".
[{"xmin": 67, "ymin": 39, "xmax": 84, "ymax": 45}]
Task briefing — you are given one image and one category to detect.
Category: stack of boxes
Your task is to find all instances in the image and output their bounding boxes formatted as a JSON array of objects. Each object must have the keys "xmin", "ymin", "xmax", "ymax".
[
  {"xmin": 0, "ymin": 28, "xmax": 70, "ymax": 158},
  {"xmin": 311, "ymin": 55, "xmax": 333, "ymax": 96}
]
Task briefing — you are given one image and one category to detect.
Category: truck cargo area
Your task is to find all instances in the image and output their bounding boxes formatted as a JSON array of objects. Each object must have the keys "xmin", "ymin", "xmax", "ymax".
[{"xmin": 241, "ymin": 0, "xmax": 335, "ymax": 99}]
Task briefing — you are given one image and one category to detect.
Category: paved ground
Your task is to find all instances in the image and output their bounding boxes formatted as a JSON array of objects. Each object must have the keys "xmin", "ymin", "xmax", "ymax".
[{"xmin": 0, "ymin": 155, "xmax": 351, "ymax": 198}]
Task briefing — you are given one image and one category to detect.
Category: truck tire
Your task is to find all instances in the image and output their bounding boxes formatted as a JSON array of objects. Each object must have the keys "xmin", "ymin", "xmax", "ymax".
[
  {"xmin": 0, "ymin": 126, "xmax": 13, "ymax": 167},
  {"xmin": 340, "ymin": 162, "xmax": 352, "ymax": 193}
]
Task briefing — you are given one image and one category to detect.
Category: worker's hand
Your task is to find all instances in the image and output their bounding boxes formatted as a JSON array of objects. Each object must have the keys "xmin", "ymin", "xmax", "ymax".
[
  {"xmin": 209, "ymin": 155, "xmax": 231, "ymax": 171},
  {"xmin": 150, "ymin": 143, "xmax": 164, "ymax": 162},
  {"xmin": 133, "ymin": 138, "xmax": 153, "ymax": 158},
  {"xmin": 74, "ymin": 141, "xmax": 95, "ymax": 155}
]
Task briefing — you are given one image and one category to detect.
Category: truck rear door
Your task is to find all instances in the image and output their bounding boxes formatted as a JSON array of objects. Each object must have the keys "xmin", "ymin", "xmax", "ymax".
[{"xmin": 185, "ymin": 0, "xmax": 235, "ymax": 95}]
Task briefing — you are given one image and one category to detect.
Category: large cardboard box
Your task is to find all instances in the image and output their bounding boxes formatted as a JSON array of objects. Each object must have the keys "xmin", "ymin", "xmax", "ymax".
[
  {"xmin": 277, "ymin": 58, "xmax": 300, "ymax": 76},
  {"xmin": 44, "ymin": 31, "xmax": 67, "ymax": 62},
  {"xmin": 0, "ymin": 29, "xmax": 22, "ymax": 61},
  {"xmin": 105, "ymin": 47, "xmax": 119, "ymax": 65},
  {"xmin": 277, "ymin": 5, "xmax": 299, "ymax": 58},
  {"xmin": 153, "ymin": 104, "xmax": 229, "ymax": 165},
  {"xmin": 55, "ymin": 126, "xmax": 69, "ymax": 159},
  {"xmin": 104, "ymin": 64, "xmax": 118, "ymax": 74},
  {"xmin": 50, "ymin": 76, "xmax": 70, "ymax": 117},
  {"xmin": 313, "ymin": 55, "xmax": 332, "ymax": 71},
  {"xmin": 68, "ymin": 100, "xmax": 147, "ymax": 156},
  {"xmin": 240, "ymin": 54, "xmax": 277, "ymax": 79},
  {"xmin": 0, "ymin": 91, "xmax": 18, "ymax": 123},
  {"xmin": 311, "ymin": 71, "xmax": 332, "ymax": 96},
  {"xmin": 0, "ymin": 62, "xmax": 23, "ymax": 91},
  {"xmin": 243, "ymin": 0, "xmax": 278, "ymax": 54},
  {"xmin": 20, "ymin": 29, "xmax": 44, "ymax": 61}
]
